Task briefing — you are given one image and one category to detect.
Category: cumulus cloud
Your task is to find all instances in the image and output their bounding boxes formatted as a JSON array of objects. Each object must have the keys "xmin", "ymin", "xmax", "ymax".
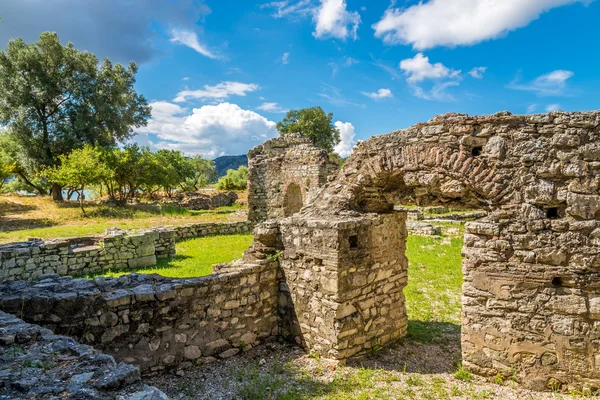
[
  {"xmin": 169, "ymin": 29, "xmax": 219, "ymax": 59},
  {"xmin": 546, "ymin": 104, "xmax": 561, "ymax": 112},
  {"xmin": 136, "ymin": 102, "xmax": 277, "ymax": 157},
  {"xmin": 508, "ymin": 70, "xmax": 574, "ymax": 95},
  {"xmin": 174, "ymin": 81, "xmax": 260, "ymax": 103},
  {"xmin": 372, "ymin": 0, "xmax": 594, "ymax": 50},
  {"xmin": 257, "ymin": 102, "xmax": 288, "ymax": 113},
  {"xmin": 469, "ymin": 67, "xmax": 487, "ymax": 79},
  {"xmin": 361, "ymin": 88, "xmax": 393, "ymax": 99},
  {"xmin": 262, "ymin": 0, "xmax": 361, "ymax": 41},
  {"xmin": 313, "ymin": 0, "xmax": 361, "ymax": 40},
  {"xmin": 397, "ymin": 54, "xmax": 463, "ymax": 101},
  {"xmin": 281, "ymin": 52, "xmax": 290, "ymax": 64},
  {"xmin": 0, "ymin": 0, "xmax": 211, "ymax": 64},
  {"xmin": 399, "ymin": 53, "xmax": 461, "ymax": 83},
  {"xmin": 334, "ymin": 121, "xmax": 356, "ymax": 158}
]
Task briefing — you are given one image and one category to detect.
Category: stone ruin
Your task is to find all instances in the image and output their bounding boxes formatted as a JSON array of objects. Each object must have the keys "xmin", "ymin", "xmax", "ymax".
[
  {"xmin": 247, "ymin": 110, "xmax": 600, "ymax": 391},
  {"xmin": 2, "ymin": 110, "xmax": 600, "ymax": 395}
]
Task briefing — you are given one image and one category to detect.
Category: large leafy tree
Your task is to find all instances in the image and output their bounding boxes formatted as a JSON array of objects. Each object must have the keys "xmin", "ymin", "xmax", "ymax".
[
  {"xmin": 276, "ymin": 106, "xmax": 340, "ymax": 153},
  {"xmin": 182, "ymin": 155, "xmax": 216, "ymax": 191},
  {"xmin": 0, "ymin": 32, "xmax": 151, "ymax": 200}
]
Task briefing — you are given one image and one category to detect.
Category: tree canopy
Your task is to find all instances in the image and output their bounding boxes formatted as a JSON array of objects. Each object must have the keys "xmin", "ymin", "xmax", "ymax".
[
  {"xmin": 0, "ymin": 32, "xmax": 151, "ymax": 199},
  {"xmin": 216, "ymin": 166, "xmax": 248, "ymax": 191},
  {"xmin": 276, "ymin": 106, "xmax": 340, "ymax": 153}
]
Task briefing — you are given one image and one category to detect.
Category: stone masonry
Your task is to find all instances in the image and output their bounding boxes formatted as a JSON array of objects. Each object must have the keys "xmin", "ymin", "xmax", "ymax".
[
  {"xmin": 0, "ymin": 221, "xmax": 253, "ymax": 282},
  {"xmin": 247, "ymin": 133, "xmax": 338, "ymax": 223},
  {"xmin": 271, "ymin": 110, "xmax": 600, "ymax": 391},
  {"xmin": 0, "ymin": 311, "xmax": 168, "ymax": 399},
  {"xmin": 0, "ymin": 259, "xmax": 278, "ymax": 374}
]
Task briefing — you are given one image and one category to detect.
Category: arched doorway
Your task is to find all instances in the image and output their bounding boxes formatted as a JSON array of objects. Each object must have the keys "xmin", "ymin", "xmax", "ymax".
[{"xmin": 283, "ymin": 183, "xmax": 303, "ymax": 217}]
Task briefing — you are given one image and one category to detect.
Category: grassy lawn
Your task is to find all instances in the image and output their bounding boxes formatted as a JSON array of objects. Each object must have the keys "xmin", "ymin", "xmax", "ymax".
[
  {"xmin": 91, "ymin": 234, "xmax": 254, "ymax": 279},
  {"xmin": 0, "ymin": 194, "xmax": 246, "ymax": 243}
]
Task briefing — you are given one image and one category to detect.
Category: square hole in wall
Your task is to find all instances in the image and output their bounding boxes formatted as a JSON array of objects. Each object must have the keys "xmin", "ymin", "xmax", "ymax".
[
  {"xmin": 348, "ymin": 235, "xmax": 359, "ymax": 249},
  {"xmin": 471, "ymin": 146, "xmax": 483, "ymax": 157},
  {"xmin": 546, "ymin": 207, "xmax": 560, "ymax": 219}
]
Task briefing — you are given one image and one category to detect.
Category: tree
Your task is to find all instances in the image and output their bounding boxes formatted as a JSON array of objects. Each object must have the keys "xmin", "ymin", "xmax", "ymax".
[
  {"xmin": 100, "ymin": 144, "xmax": 155, "ymax": 205},
  {"xmin": 0, "ymin": 32, "xmax": 151, "ymax": 200},
  {"xmin": 181, "ymin": 155, "xmax": 216, "ymax": 191},
  {"xmin": 216, "ymin": 166, "xmax": 248, "ymax": 191},
  {"xmin": 45, "ymin": 145, "xmax": 109, "ymax": 214},
  {"xmin": 276, "ymin": 106, "xmax": 340, "ymax": 153},
  {"xmin": 152, "ymin": 150, "xmax": 195, "ymax": 197}
]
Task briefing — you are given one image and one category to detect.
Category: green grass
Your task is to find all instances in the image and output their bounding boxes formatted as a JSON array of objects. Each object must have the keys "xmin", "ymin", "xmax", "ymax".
[
  {"xmin": 404, "ymin": 225, "xmax": 464, "ymax": 344},
  {"xmin": 94, "ymin": 234, "xmax": 254, "ymax": 278}
]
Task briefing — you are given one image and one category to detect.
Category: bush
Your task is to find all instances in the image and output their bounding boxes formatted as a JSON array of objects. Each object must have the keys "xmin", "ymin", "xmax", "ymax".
[{"xmin": 216, "ymin": 166, "xmax": 248, "ymax": 190}]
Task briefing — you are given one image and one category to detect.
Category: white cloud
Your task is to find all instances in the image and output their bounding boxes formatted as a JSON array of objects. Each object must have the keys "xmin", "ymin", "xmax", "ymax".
[
  {"xmin": 343, "ymin": 56, "xmax": 359, "ymax": 66},
  {"xmin": 174, "ymin": 81, "xmax": 260, "ymax": 103},
  {"xmin": 262, "ymin": 0, "xmax": 315, "ymax": 18},
  {"xmin": 263, "ymin": 0, "xmax": 361, "ymax": 40},
  {"xmin": 546, "ymin": 104, "xmax": 561, "ymax": 112},
  {"xmin": 508, "ymin": 69, "xmax": 574, "ymax": 95},
  {"xmin": 169, "ymin": 28, "xmax": 219, "ymax": 59},
  {"xmin": 399, "ymin": 53, "xmax": 460, "ymax": 83},
  {"xmin": 361, "ymin": 88, "xmax": 393, "ymax": 99},
  {"xmin": 257, "ymin": 102, "xmax": 288, "ymax": 113},
  {"xmin": 412, "ymin": 81, "xmax": 460, "ymax": 102},
  {"xmin": 527, "ymin": 104, "xmax": 538, "ymax": 113},
  {"xmin": 372, "ymin": 0, "xmax": 594, "ymax": 50},
  {"xmin": 137, "ymin": 102, "xmax": 277, "ymax": 158},
  {"xmin": 281, "ymin": 52, "xmax": 290, "ymax": 64},
  {"xmin": 313, "ymin": 0, "xmax": 361, "ymax": 40},
  {"xmin": 469, "ymin": 67, "xmax": 487, "ymax": 79},
  {"xmin": 182, "ymin": 77, "xmax": 190, "ymax": 81},
  {"xmin": 334, "ymin": 121, "xmax": 356, "ymax": 158}
]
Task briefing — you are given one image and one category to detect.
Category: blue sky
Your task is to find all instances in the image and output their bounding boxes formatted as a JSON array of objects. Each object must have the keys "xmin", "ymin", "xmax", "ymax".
[{"xmin": 1, "ymin": 0, "xmax": 599, "ymax": 158}]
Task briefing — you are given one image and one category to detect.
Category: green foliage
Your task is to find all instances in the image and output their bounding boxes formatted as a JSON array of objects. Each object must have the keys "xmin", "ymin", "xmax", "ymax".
[
  {"xmin": 181, "ymin": 155, "xmax": 216, "ymax": 190},
  {"xmin": 44, "ymin": 145, "xmax": 109, "ymax": 213},
  {"xmin": 0, "ymin": 32, "xmax": 151, "ymax": 199},
  {"xmin": 276, "ymin": 106, "xmax": 340, "ymax": 153},
  {"xmin": 216, "ymin": 166, "xmax": 248, "ymax": 190},
  {"xmin": 454, "ymin": 364, "xmax": 472, "ymax": 382}
]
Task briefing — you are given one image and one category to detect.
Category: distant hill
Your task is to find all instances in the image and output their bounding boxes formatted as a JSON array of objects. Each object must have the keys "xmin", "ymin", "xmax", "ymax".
[{"xmin": 213, "ymin": 155, "xmax": 248, "ymax": 178}]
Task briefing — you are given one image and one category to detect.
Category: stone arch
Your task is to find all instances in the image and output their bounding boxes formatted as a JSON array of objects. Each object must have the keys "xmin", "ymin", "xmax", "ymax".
[
  {"xmin": 271, "ymin": 110, "xmax": 600, "ymax": 391},
  {"xmin": 283, "ymin": 183, "xmax": 303, "ymax": 217}
]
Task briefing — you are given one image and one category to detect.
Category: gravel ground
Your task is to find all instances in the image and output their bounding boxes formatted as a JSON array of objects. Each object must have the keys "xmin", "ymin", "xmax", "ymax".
[{"xmin": 145, "ymin": 334, "xmax": 595, "ymax": 400}]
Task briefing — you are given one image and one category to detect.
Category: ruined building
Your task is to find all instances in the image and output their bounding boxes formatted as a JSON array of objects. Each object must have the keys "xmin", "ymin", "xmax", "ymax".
[{"xmin": 2, "ymin": 111, "xmax": 600, "ymax": 393}]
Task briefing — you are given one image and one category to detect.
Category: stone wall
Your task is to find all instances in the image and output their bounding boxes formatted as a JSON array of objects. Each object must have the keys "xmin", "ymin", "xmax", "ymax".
[
  {"xmin": 0, "ymin": 311, "xmax": 167, "ymax": 399},
  {"xmin": 0, "ymin": 260, "xmax": 279, "ymax": 374},
  {"xmin": 278, "ymin": 213, "xmax": 409, "ymax": 359},
  {"xmin": 271, "ymin": 110, "xmax": 600, "ymax": 390},
  {"xmin": 171, "ymin": 220, "xmax": 253, "ymax": 241},
  {"xmin": 0, "ymin": 221, "xmax": 254, "ymax": 282},
  {"xmin": 247, "ymin": 133, "xmax": 338, "ymax": 223},
  {"xmin": 166, "ymin": 191, "xmax": 238, "ymax": 210},
  {"xmin": 0, "ymin": 228, "xmax": 176, "ymax": 282}
]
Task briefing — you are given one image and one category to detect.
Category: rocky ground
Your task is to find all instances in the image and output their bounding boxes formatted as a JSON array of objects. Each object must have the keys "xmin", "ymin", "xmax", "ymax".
[{"xmin": 146, "ymin": 332, "xmax": 595, "ymax": 400}]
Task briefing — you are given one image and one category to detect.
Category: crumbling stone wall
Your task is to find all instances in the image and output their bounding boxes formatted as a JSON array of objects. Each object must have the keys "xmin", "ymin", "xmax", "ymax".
[
  {"xmin": 273, "ymin": 110, "xmax": 600, "ymax": 390},
  {"xmin": 247, "ymin": 133, "xmax": 338, "ymax": 223},
  {"xmin": 0, "ymin": 228, "xmax": 175, "ymax": 282},
  {"xmin": 166, "ymin": 191, "xmax": 238, "ymax": 210},
  {"xmin": 0, "ymin": 260, "xmax": 278, "ymax": 373},
  {"xmin": 0, "ymin": 221, "xmax": 254, "ymax": 282},
  {"xmin": 0, "ymin": 311, "xmax": 168, "ymax": 399}
]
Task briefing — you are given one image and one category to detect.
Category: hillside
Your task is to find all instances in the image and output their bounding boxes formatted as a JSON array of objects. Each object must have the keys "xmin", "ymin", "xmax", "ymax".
[{"xmin": 213, "ymin": 155, "xmax": 248, "ymax": 178}]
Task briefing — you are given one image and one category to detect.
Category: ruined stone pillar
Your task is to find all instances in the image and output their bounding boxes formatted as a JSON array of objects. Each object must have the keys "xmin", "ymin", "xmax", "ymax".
[{"xmin": 278, "ymin": 212, "xmax": 408, "ymax": 359}]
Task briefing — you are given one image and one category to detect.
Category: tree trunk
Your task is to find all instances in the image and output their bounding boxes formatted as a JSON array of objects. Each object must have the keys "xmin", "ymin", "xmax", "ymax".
[{"xmin": 51, "ymin": 183, "xmax": 64, "ymax": 201}]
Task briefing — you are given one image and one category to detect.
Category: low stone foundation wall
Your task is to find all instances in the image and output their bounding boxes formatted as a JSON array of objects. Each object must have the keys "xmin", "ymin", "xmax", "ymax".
[
  {"xmin": 0, "ymin": 221, "xmax": 254, "ymax": 282},
  {"xmin": 0, "ymin": 311, "xmax": 167, "ymax": 399},
  {"xmin": 172, "ymin": 220, "xmax": 253, "ymax": 241},
  {"xmin": 0, "ymin": 228, "xmax": 176, "ymax": 282},
  {"xmin": 0, "ymin": 260, "xmax": 278, "ymax": 374}
]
